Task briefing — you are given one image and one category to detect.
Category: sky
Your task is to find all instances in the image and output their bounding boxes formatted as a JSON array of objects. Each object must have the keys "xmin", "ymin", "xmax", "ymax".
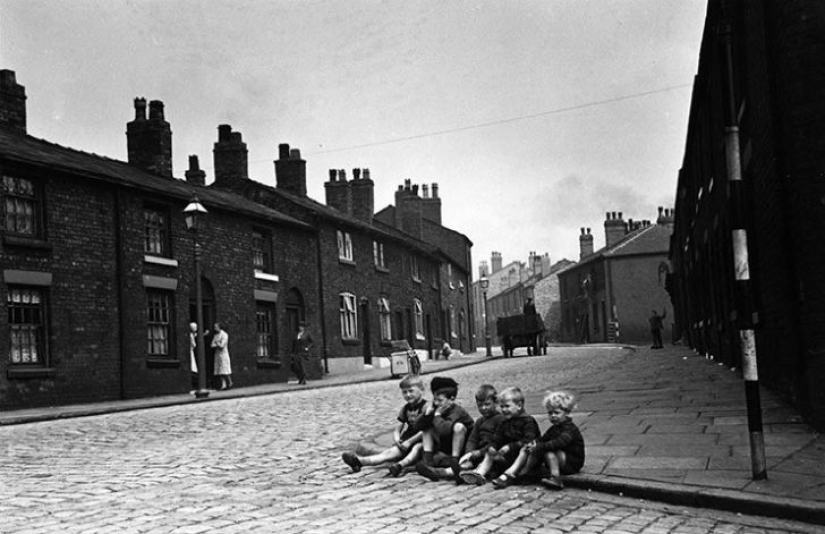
[{"xmin": 0, "ymin": 0, "xmax": 707, "ymax": 274}]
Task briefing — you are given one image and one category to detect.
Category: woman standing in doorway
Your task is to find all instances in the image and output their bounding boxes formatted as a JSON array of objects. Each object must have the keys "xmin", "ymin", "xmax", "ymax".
[{"xmin": 211, "ymin": 322, "xmax": 233, "ymax": 390}]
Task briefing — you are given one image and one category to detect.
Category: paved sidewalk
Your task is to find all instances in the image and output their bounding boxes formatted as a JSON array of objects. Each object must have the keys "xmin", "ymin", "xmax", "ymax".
[{"xmin": 2, "ymin": 344, "xmax": 824, "ymax": 525}]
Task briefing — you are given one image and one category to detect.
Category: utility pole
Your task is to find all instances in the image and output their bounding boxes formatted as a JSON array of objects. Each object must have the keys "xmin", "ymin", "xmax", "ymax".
[{"xmin": 721, "ymin": 21, "xmax": 767, "ymax": 480}]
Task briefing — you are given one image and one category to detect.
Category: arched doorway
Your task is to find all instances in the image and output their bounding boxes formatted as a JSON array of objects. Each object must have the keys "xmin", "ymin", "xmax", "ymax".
[{"xmin": 189, "ymin": 276, "xmax": 215, "ymax": 388}]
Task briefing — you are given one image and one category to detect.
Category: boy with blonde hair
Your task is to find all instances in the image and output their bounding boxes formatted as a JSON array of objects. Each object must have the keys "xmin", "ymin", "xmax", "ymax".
[
  {"xmin": 342, "ymin": 374, "xmax": 427, "ymax": 477},
  {"xmin": 459, "ymin": 387, "xmax": 539, "ymax": 485},
  {"xmin": 492, "ymin": 390, "xmax": 585, "ymax": 489}
]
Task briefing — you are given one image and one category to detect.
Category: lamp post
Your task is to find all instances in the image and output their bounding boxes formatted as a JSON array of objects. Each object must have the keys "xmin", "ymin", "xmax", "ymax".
[
  {"xmin": 480, "ymin": 276, "xmax": 492, "ymax": 357},
  {"xmin": 184, "ymin": 196, "xmax": 209, "ymax": 399}
]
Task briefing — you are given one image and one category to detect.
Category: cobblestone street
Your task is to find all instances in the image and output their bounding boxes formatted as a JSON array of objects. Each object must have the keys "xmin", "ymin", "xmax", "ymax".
[{"xmin": 1, "ymin": 349, "xmax": 819, "ymax": 533}]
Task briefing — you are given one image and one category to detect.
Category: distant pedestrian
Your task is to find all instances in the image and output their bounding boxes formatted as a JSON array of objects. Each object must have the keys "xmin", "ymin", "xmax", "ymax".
[
  {"xmin": 211, "ymin": 322, "xmax": 232, "ymax": 390},
  {"xmin": 523, "ymin": 297, "xmax": 537, "ymax": 316},
  {"xmin": 649, "ymin": 309, "xmax": 667, "ymax": 349},
  {"xmin": 290, "ymin": 321, "xmax": 313, "ymax": 385}
]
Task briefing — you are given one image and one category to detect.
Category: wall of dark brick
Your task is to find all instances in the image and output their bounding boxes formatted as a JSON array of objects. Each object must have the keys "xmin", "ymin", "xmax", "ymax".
[
  {"xmin": 670, "ymin": 0, "xmax": 825, "ymax": 429},
  {"xmin": 0, "ymin": 164, "xmax": 121, "ymax": 408}
]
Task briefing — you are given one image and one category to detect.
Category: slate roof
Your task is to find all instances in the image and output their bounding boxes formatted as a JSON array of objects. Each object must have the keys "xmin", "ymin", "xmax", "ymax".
[
  {"xmin": 0, "ymin": 129, "xmax": 311, "ymax": 230},
  {"xmin": 577, "ymin": 223, "xmax": 671, "ymax": 268},
  {"xmin": 219, "ymin": 179, "xmax": 442, "ymax": 260}
]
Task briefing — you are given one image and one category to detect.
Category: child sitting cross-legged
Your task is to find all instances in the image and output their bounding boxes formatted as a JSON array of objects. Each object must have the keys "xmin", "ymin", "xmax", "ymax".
[
  {"xmin": 459, "ymin": 386, "xmax": 539, "ymax": 485},
  {"xmin": 341, "ymin": 374, "xmax": 427, "ymax": 477},
  {"xmin": 413, "ymin": 376, "xmax": 475, "ymax": 482},
  {"xmin": 446, "ymin": 384, "xmax": 505, "ymax": 479},
  {"xmin": 491, "ymin": 390, "xmax": 585, "ymax": 490}
]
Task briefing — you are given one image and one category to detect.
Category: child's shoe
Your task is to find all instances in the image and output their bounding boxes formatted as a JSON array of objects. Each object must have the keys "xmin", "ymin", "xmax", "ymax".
[
  {"xmin": 491, "ymin": 473, "xmax": 516, "ymax": 489},
  {"xmin": 388, "ymin": 463, "xmax": 404, "ymax": 477},
  {"xmin": 415, "ymin": 463, "xmax": 449, "ymax": 481},
  {"xmin": 540, "ymin": 475, "xmax": 564, "ymax": 490},
  {"xmin": 459, "ymin": 471, "xmax": 487, "ymax": 485},
  {"xmin": 341, "ymin": 452, "xmax": 362, "ymax": 473}
]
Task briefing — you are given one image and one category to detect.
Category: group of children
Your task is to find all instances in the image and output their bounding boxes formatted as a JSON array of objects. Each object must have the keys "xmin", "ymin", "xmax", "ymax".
[{"xmin": 341, "ymin": 374, "xmax": 585, "ymax": 490}]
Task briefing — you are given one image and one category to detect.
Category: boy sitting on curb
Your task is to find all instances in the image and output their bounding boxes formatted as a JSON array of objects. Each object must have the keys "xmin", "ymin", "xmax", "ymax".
[
  {"xmin": 459, "ymin": 387, "xmax": 539, "ymax": 485},
  {"xmin": 413, "ymin": 376, "xmax": 474, "ymax": 482},
  {"xmin": 341, "ymin": 374, "xmax": 427, "ymax": 477}
]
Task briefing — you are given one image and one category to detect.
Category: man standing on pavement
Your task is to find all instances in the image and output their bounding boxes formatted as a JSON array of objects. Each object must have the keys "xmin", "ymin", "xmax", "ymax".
[
  {"xmin": 649, "ymin": 309, "xmax": 667, "ymax": 349},
  {"xmin": 291, "ymin": 321, "xmax": 313, "ymax": 385}
]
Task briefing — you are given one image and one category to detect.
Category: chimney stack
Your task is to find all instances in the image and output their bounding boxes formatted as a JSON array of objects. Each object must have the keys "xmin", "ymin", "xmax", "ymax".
[
  {"xmin": 275, "ymin": 143, "xmax": 307, "ymax": 196},
  {"xmin": 0, "ymin": 70, "xmax": 26, "ymax": 134},
  {"xmin": 604, "ymin": 211, "xmax": 627, "ymax": 248},
  {"xmin": 325, "ymin": 168, "xmax": 351, "ymax": 214},
  {"xmin": 185, "ymin": 155, "xmax": 206, "ymax": 186},
  {"xmin": 127, "ymin": 97, "xmax": 173, "ymax": 178},
  {"xmin": 479, "ymin": 261, "xmax": 489, "ymax": 279},
  {"xmin": 350, "ymin": 167, "xmax": 375, "ymax": 222},
  {"xmin": 491, "ymin": 251, "xmax": 503, "ymax": 274},
  {"xmin": 394, "ymin": 180, "xmax": 423, "ymax": 238},
  {"xmin": 657, "ymin": 206, "xmax": 675, "ymax": 228},
  {"xmin": 421, "ymin": 182, "xmax": 442, "ymax": 224},
  {"xmin": 212, "ymin": 124, "xmax": 248, "ymax": 185},
  {"xmin": 579, "ymin": 228, "xmax": 594, "ymax": 259}
]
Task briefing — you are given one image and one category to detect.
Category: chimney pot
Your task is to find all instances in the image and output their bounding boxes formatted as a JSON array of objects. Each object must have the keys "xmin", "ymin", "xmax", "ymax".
[
  {"xmin": 364, "ymin": 168, "xmax": 370, "ymax": 180},
  {"xmin": 185, "ymin": 155, "xmax": 206, "ymax": 185},
  {"xmin": 422, "ymin": 184, "xmax": 429, "ymax": 198},
  {"xmin": 188, "ymin": 155, "xmax": 200, "ymax": 170},
  {"xmin": 338, "ymin": 169, "xmax": 346, "ymax": 181},
  {"xmin": 353, "ymin": 168, "xmax": 361, "ymax": 180},
  {"xmin": 329, "ymin": 169, "xmax": 337, "ymax": 181},
  {"xmin": 278, "ymin": 143, "xmax": 290, "ymax": 160},
  {"xmin": 218, "ymin": 124, "xmax": 232, "ymax": 142},
  {"xmin": 290, "ymin": 148, "xmax": 301, "ymax": 160},
  {"xmin": 148, "ymin": 100, "xmax": 164, "ymax": 120},
  {"xmin": 133, "ymin": 97, "xmax": 147, "ymax": 120},
  {"xmin": 432, "ymin": 183, "xmax": 439, "ymax": 198}
]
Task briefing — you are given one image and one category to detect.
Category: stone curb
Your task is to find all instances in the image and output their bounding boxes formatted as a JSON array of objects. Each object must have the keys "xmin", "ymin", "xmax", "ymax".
[
  {"xmin": 0, "ymin": 355, "xmax": 500, "ymax": 427},
  {"xmin": 567, "ymin": 473, "xmax": 825, "ymax": 526}
]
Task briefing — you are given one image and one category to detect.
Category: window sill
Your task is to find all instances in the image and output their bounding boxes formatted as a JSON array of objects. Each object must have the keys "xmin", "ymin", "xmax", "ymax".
[
  {"xmin": 374, "ymin": 265, "xmax": 389, "ymax": 274},
  {"xmin": 3, "ymin": 235, "xmax": 52, "ymax": 250},
  {"xmin": 379, "ymin": 340, "xmax": 394, "ymax": 347},
  {"xmin": 254, "ymin": 271, "xmax": 280, "ymax": 283},
  {"xmin": 339, "ymin": 258, "xmax": 356, "ymax": 267},
  {"xmin": 256, "ymin": 358, "xmax": 282, "ymax": 369},
  {"xmin": 341, "ymin": 338, "xmax": 360, "ymax": 346},
  {"xmin": 144, "ymin": 255, "xmax": 178, "ymax": 267},
  {"xmin": 412, "ymin": 277, "xmax": 421, "ymax": 284},
  {"xmin": 146, "ymin": 357, "xmax": 181, "ymax": 369},
  {"xmin": 8, "ymin": 366, "xmax": 57, "ymax": 379}
]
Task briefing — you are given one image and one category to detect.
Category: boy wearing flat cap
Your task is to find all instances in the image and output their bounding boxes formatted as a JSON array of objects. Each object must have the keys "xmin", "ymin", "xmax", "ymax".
[{"xmin": 414, "ymin": 376, "xmax": 474, "ymax": 482}]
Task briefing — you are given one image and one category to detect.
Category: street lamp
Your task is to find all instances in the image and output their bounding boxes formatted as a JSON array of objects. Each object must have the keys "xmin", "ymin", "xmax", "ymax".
[
  {"xmin": 183, "ymin": 196, "xmax": 209, "ymax": 399},
  {"xmin": 479, "ymin": 276, "xmax": 492, "ymax": 357}
]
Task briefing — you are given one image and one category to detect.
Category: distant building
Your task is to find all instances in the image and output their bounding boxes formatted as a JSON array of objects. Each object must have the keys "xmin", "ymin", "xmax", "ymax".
[
  {"xmin": 559, "ymin": 210, "xmax": 673, "ymax": 344},
  {"xmin": 669, "ymin": 0, "xmax": 825, "ymax": 430}
]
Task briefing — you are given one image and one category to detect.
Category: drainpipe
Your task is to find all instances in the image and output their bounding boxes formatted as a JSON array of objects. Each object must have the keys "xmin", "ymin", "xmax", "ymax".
[
  {"xmin": 721, "ymin": 21, "xmax": 766, "ymax": 481},
  {"xmin": 313, "ymin": 212, "xmax": 329, "ymax": 374}
]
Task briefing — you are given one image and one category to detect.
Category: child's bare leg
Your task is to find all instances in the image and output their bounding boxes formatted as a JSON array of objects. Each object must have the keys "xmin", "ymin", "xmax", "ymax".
[
  {"xmin": 459, "ymin": 450, "xmax": 494, "ymax": 484},
  {"xmin": 359, "ymin": 445, "xmax": 403, "ymax": 466},
  {"xmin": 388, "ymin": 443, "xmax": 422, "ymax": 477},
  {"xmin": 503, "ymin": 448, "xmax": 530, "ymax": 477},
  {"xmin": 540, "ymin": 451, "xmax": 566, "ymax": 489}
]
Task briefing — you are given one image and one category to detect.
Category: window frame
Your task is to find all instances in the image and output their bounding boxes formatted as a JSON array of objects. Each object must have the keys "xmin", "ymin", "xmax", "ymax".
[
  {"xmin": 143, "ymin": 203, "xmax": 172, "ymax": 258},
  {"xmin": 7, "ymin": 286, "xmax": 49, "ymax": 366},
  {"xmin": 373, "ymin": 240, "xmax": 386, "ymax": 269},
  {"xmin": 253, "ymin": 228, "xmax": 274, "ymax": 273},
  {"xmin": 378, "ymin": 297, "xmax": 392, "ymax": 341},
  {"xmin": 3, "ymin": 174, "xmax": 42, "ymax": 238},
  {"xmin": 337, "ymin": 230, "xmax": 353, "ymax": 262},
  {"xmin": 410, "ymin": 255, "xmax": 420, "ymax": 281},
  {"xmin": 339, "ymin": 292, "xmax": 358, "ymax": 340},
  {"xmin": 413, "ymin": 298, "xmax": 424, "ymax": 339},
  {"xmin": 255, "ymin": 301, "xmax": 279, "ymax": 361},
  {"xmin": 146, "ymin": 289, "xmax": 174, "ymax": 358}
]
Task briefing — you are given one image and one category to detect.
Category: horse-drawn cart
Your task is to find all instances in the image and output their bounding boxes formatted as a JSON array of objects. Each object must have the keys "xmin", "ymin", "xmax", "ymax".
[{"xmin": 496, "ymin": 313, "xmax": 547, "ymax": 357}]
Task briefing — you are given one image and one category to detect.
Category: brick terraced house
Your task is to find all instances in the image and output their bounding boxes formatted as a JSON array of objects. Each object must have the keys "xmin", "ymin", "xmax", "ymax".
[{"xmin": 0, "ymin": 69, "xmax": 474, "ymax": 408}]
